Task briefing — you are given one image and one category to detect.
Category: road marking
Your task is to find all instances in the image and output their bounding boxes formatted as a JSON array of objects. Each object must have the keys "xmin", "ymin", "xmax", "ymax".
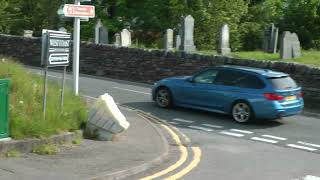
[
  {"xmin": 173, "ymin": 118, "xmax": 194, "ymax": 123},
  {"xmin": 139, "ymin": 120, "xmax": 188, "ymax": 180},
  {"xmin": 230, "ymin": 129, "xmax": 254, "ymax": 134},
  {"xmin": 251, "ymin": 137, "xmax": 278, "ymax": 144},
  {"xmin": 168, "ymin": 121, "xmax": 179, "ymax": 125},
  {"xmin": 113, "ymin": 87, "xmax": 151, "ymax": 95},
  {"xmin": 287, "ymin": 144, "xmax": 318, "ymax": 152},
  {"xmin": 188, "ymin": 126, "xmax": 213, "ymax": 132},
  {"xmin": 164, "ymin": 147, "xmax": 202, "ymax": 180},
  {"xmin": 297, "ymin": 141, "xmax": 320, "ymax": 148},
  {"xmin": 201, "ymin": 124, "xmax": 223, "ymax": 129},
  {"xmin": 220, "ymin": 131, "xmax": 245, "ymax": 137},
  {"xmin": 303, "ymin": 175, "xmax": 320, "ymax": 180},
  {"xmin": 262, "ymin": 135, "xmax": 287, "ymax": 141}
]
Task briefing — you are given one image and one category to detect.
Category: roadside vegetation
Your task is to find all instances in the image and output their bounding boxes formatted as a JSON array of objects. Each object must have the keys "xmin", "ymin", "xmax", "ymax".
[{"xmin": 0, "ymin": 57, "xmax": 88, "ymax": 139}]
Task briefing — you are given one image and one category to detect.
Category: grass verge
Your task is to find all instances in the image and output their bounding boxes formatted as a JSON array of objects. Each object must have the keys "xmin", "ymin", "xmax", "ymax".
[
  {"xmin": 0, "ymin": 57, "xmax": 88, "ymax": 139},
  {"xmin": 32, "ymin": 144, "xmax": 59, "ymax": 155}
]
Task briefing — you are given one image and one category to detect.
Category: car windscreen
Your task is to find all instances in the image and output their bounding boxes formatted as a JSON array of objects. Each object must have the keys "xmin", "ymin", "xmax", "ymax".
[{"xmin": 268, "ymin": 76, "xmax": 298, "ymax": 90}]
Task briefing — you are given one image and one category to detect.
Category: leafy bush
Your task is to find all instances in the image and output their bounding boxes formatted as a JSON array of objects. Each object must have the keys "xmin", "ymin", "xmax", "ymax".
[{"xmin": 0, "ymin": 58, "xmax": 88, "ymax": 139}]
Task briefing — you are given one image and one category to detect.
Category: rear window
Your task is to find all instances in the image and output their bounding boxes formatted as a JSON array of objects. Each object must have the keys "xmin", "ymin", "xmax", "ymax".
[{"xmin": 268, "ymin": 76, "xmax": 298, "ymax": 90}]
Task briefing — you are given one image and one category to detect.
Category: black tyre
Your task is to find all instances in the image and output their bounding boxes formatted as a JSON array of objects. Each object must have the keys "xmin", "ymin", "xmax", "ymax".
[
  {"xmin": 155, "ymin": 87, "xmax": 172, "ymax": 108},
  {"xmin": 231, "ymin": 101, "xmax": 254, "ymax": 123}
]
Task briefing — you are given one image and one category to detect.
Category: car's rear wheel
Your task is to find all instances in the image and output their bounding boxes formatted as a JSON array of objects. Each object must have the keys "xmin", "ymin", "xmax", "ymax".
[
  {"xmin": 232, "ymin": 101, "xmax": 253, "ymax": 123},
  {"xmin": 155, "ymin": 87, "xmax": 172, "ymax": 108}
]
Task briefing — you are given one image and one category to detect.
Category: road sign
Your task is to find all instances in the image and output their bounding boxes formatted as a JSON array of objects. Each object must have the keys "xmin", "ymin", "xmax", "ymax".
[
  {"xmin": 42, "ymin": 30, "xmax": 71, "ymax": 67},
  {"xmin": 63, "ymin": 4, "xmax": 95, "ymax": 18}
]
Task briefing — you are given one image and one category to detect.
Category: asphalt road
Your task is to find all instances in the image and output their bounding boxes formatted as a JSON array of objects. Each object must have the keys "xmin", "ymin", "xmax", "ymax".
[{"xmin": 30, "ymin": 68, "xmax": 320, "ymax": 180}]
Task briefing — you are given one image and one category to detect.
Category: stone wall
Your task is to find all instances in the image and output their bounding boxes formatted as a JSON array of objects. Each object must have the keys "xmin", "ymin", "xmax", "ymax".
[{"xmin": 1, "ymin": 34, "xmax": 320, "ymax": 106}]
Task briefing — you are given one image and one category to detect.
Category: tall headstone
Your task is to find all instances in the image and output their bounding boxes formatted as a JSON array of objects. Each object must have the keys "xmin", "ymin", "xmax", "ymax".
[
  {"xmin": 95, "ymin": 19, "xmax": 109, "ymax": 44},
  {"xmin": 164, "ymin": 29, "xmax": 174, "ymax": 51},
  {"xmin": 280, "ymin": 31, "xmax": 301, "ymax": 59},
  {"xmin": 291, "ymin": 33, "xmax": 301, "ymax": 58},
  {"xmin": 179, "ymin": 15, "xmax": 196, "ymax": 52},
  {"xmin": 95, "ymin": 19, "xmax": 102, "ymax": 44},
  {"xmin": 176, "ymin": 35, "xmax": 181, "ymax": 50},
  {"xmin": 114, "ymin": 33, "xmax": 121, "ymax": 47},
  {"xmin": 218, "ymin": 24, "xmax": 231, "ymax": 56},
  {"xmin": 263, "ymin": 23, "xmax": 279, "ymax": 54},
  {"xmin": 99, "ymin": 26, "xmax": 109, "ymax": 44},
  {"xmin": 120, "ymin": 29, "xmax": 131, "ymax": 47}
]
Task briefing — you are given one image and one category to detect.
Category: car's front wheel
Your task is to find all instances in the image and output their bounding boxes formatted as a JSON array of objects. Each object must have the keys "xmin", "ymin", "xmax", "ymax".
[
  {"xmin": 231, "ymin": 101, "xmax": 253, "ymax": 123},
  {"xmin": 155, "ymin": 87, "xmax": 172, "ymax": 108}
]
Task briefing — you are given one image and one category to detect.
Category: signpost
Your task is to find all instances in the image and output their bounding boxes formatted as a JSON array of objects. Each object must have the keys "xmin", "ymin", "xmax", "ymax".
[
  {"xmin": 41, "ymin": 30, "xmax": 71, "ymax": 119},
  {"xmin": 57, "ymin": 1, "xmax": 95, "ymax": 96}
]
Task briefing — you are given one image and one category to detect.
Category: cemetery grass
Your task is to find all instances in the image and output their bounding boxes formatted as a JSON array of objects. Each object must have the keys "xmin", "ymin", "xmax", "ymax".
[
  {"xmin": 0, "ymin": 58, "xmax": 88, "ymax": 139},
  {"xmin": 231, "ymin": 51, "xmax": 320, "ymax": 67}
]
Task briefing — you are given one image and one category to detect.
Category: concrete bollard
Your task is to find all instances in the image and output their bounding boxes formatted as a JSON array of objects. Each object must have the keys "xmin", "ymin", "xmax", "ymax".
[{"xmin": 85, "ymin": 93, "xmax": 130, "ymax": 141}]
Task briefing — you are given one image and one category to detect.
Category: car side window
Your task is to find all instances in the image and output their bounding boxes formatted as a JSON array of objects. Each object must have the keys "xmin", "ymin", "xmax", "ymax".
[
  {"xmin": 214, "ymin": 70, "xmax": 246, "ymax": 86},
  {"xmin": 193, "ymin": 69, "xmax": 219, "ymax": 84},
  {"xmin": 236, "ymin": 74, "xmax": 266, "ymax": 89}
]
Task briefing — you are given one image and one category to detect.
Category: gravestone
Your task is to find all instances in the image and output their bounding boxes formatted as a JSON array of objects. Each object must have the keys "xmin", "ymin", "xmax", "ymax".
[
  {"xmin": 23, "ymin": 30, "xmax": 33, "ymax": 37},
  {"xmin": 179, "ymin": 15, "xmax": 196, "ymax": 52},
  {"xmin": 120, "ymin": 29, "xmax": 131, "ymax": 47},
  {"xmin": 95, "ymin": 19, "xmax": 102, "ymax": 44},
  {"xmin": 263, "ymin": 23, "xmax": 279, "ymax": 54},
  {"xmin": 218, "ymin": 24, "xmax": 231, "ymax": 56},
  {"xmin": 114, "ymin": 33, "xmax": 121, "ymax": 47},
  {"xmin": 164, "ymin": 29, "xmax": 174, "ymax": 51},
  {"xmin": 280, "ymin": 31, "xmax": 301, "ymax": 59},
  {"xmin": 176, "ymin": 35, "xmax": 181, "ymax": 50},
  {"xmin": 291, "ymin": 33, "xmax": 301, "ymax": 58},
  {"xmin": 95, "ymin": 19, "xmax": 108, "ymax": 44},
  {"xmin": 58, "ymin": 27, "xmax": 67, "ymax": 32},
  {"xmin": 99, "ymin": 26, "xmax": 109, "ymax": 44}
]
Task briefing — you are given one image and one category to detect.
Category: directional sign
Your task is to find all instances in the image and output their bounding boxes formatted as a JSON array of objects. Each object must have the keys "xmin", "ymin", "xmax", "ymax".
[
  {"xmin": 63, "ymin": 4, "xmax": 95, "ymax": 18},
  {"xmin": 42, "ymin": 30, "xmax": 71, "ymax": 67}
]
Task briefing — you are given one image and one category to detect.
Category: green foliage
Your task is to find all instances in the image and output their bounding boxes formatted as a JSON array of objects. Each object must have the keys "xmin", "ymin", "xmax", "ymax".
[
  {"xmin": 32, "ymin": 144, "xmax": 59, "ymax": 155},
  {"xmin": 0, "ymin": 58, "xmax": 88, "ymax": 139},
  {"xmin": 72, "ymin": 138, "xmax": 82, "ymax": 145},
  {"xmin": 1, "ymin": 150, "xmax": 22, "ymax": 158},
  {"xmin": 0, "ymin": 0, "xmax": 319, "ymax": 50}
]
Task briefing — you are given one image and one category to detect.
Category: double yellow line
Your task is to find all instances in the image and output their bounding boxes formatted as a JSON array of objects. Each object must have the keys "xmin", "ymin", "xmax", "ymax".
[{"xmin": 140, "ymin": 120, "xmax": 202, "ymax": 180}]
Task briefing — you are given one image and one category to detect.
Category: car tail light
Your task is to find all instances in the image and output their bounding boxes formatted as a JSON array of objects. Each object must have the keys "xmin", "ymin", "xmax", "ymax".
[{"xmin": 264, "ymin": 93, "xmax": 284, "ymax": 101}]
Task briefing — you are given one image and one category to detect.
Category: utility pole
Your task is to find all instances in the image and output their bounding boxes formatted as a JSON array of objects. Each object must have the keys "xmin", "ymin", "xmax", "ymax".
[{"xmin": 73, "ymin": 0, "xmax": 81, "ymax": 95}]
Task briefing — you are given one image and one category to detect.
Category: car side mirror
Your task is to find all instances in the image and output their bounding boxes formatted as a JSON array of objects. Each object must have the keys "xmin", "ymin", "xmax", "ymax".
[{"xmin": 187, "ymin": 77, "xmax": 194, "ymax": 83}]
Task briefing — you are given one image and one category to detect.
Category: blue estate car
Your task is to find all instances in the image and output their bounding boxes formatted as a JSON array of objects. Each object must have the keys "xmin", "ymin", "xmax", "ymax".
[{"xmin": 152, "ymin": 65, "xmax": 304, "ymax": 123}]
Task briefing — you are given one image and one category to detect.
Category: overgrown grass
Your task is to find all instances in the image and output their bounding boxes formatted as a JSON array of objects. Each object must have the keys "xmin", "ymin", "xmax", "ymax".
[
  {"xmin": 32, "ymin": 144, "xmax": 59, "ymax": 155},
  {"xmin": 0, "ymin": 58, "xmax": 88, "ymax": 139},
  {"xmin": 231, "ymin": 51, "xmax": 320, "ymax": 67}
]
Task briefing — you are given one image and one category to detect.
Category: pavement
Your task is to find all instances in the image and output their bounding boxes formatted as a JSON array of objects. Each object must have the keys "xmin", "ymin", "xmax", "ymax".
[{"xmin": 0, "ymin": 107, "xmax": 169, "ymax": 180}]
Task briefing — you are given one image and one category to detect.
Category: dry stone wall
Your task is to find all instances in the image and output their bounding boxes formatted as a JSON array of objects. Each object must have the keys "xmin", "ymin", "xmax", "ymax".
[{"xmin": 0, "ymin": 34, "xmax": 319, "ymax": 107}]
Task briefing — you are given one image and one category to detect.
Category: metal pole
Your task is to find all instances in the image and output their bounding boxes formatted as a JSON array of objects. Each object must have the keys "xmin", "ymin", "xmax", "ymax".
[
  {"xmin": 73, "ymin": 0, "xmax": 80, "ymax": 95},
  {"xmin": 42, "ymin": 66, "xmax": 48, "ymax": 120},
  {"xmin": 60, "ymin": 66, "xmax": 66, "ymax": 111}
]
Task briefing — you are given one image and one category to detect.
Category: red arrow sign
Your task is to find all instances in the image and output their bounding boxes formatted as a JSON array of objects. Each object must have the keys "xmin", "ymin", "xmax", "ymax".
[{"xmin": 63, "ymin": 4, "xmax": 95, "ymax": 18}]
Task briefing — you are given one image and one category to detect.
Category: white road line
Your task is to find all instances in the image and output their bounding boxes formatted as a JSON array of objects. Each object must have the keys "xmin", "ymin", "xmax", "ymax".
[
  {"xmin": 201, "ymin": 124, "xmax": 223, "ymax": 129},
  {"xmin": 251, "ymin": 137, "xmax": 278, "ymax": 144},
  {"xmin": 287, "ymin": 144, "xmax": 318, "ymax": 152},
  {"xmin": 220, "ymin": 131, "xmax": 245, "ymax": 137},
  {"xmin": 172, "ymin": 118, "xmax": 194, "ymax": 123},
  {"xmin": 297, "ymin": 141, "xmax": 320, "ymax": 148},
  {"xmin": 168, "ymin": 122, "xmax": 179, "ymax": 125},
  {"xmin": 303, "ymin": 175, "xmax": 320, "ymax": 180},
  {"xmin": 113, "ymin": 87, "xmax": 151, "ymax": 95},
  {"xmin": 230, "ymin": 129, "xmax": 254, "ymax": 134},
  {"xmin": 188, "ymin": 126, "xmax": 213, "ymax": 132},
  {"xmin": 261, "ymin": 135, "xmax": 287, "ymax": 141}
]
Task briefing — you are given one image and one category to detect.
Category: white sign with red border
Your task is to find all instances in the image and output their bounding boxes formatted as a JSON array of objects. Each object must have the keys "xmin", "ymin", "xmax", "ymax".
[{"xmin": 63, "ymin": 4, "xmax": 95, "ymax": 18}]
